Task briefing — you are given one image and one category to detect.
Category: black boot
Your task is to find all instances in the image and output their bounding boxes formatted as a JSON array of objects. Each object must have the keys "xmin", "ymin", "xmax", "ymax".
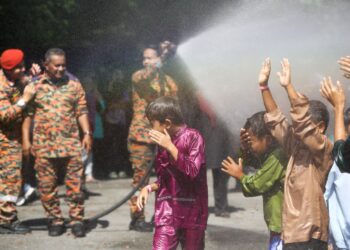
[
  {"xmin": 129, "ymin": 219, "xmax": 153, "ymax": 232},
  {"xmin": 48, "ymin": 223, "xmax": 65, "ymax": 237},
  {"xmin": 71, "ymin": 222, "xmax": 85, "ymax": 237},
  {"xmin": 0, "ymin": 220, "xmax": 31, "ymax": 234}
]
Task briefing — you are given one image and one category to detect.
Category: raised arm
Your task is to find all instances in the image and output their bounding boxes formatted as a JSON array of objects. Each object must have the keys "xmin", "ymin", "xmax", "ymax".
[
  {"xmin": 259, "ymin": 58, "xmax": 278, "ymax": 112},
  {"xmin": 320, "ymin": 77, "xmax": 346, "ymax": 141},
  {"xmin": 277, "ymin": 58, "xmax": 299, "ymax": 105},
  {"xmin": 259, "ymin": 58, "xmax": 294, "ymax": 155},
  {"xmin": 338, "ymin": 56, "xmax": 350, "ymax": 79},
  {"xmin": 321, "ymin": 77, "xmax": 349, "ymax": 172}
]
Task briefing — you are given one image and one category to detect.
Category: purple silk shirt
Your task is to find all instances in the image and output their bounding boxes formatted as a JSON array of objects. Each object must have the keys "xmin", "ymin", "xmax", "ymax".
[{"xmin": 153, "ymin": 125, "xmax": 208, "ymax": 230}]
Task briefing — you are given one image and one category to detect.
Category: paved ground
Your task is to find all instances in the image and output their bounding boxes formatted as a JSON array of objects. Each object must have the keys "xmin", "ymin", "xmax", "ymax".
[{"xmin": 0, "ymin": 172, "xmax": 268, "ymax": 250}]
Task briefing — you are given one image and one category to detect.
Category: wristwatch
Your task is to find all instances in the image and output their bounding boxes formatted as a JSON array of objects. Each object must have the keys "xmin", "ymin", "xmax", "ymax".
[
  {"xmin": 16, "ymin": 98, "xmax": 26, "ymax": 108},
  {"xmin": 84, "ymin": 131, "xmax": 92, "ymax": 136}
]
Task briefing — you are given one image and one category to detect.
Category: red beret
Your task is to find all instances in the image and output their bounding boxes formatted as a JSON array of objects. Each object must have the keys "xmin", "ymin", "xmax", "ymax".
[{"xmin": 0, "ymin": 49, "xmax": 24, "ymax": 70}]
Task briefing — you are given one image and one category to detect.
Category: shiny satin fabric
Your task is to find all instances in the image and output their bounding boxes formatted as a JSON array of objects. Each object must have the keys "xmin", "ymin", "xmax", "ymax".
[
  {"xmin": 153, "ymin": 125, "xmax": 208, "ymax": 249},
  {"xmin": 153, "ymin": 226, "xmax": 205, "ymax": 250}
]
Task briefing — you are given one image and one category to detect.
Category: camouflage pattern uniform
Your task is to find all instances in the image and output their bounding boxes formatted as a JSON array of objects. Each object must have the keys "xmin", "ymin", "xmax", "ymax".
[
  {"xmin": 26, "ymin": 75, "xmax": 87, "ymax": 225},
  {"xmin": 128, "ymin": 66, "xmax": 177, "ymax": 221},
  {"xmin": 0, "ymin": 70, "xmax": 25, "ymax": 224}
]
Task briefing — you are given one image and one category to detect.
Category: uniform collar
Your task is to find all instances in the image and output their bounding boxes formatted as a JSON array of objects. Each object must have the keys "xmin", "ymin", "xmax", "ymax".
[{"xmin": 42, "ymin": 73, "xmax": 69, "ymax": 86}]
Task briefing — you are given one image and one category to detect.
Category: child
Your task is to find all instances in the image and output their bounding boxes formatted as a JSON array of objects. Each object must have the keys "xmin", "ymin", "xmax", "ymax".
[
  {"xmin": 137, "ymin": 96, "xmax": 208, "ymax": 250},
  {"xmin": 259, "ymin": 58, "xmax": 333, "ymax": 250},
  {"xmin": 221, "ymin": 111, "xmax": 287, "ymax": 250},
  {"xmin": 321, "ymin": 77, "xmax": 350, "ymax": 250}
]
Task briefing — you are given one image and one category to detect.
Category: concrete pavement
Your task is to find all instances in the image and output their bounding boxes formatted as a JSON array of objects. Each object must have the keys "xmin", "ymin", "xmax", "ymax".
[{"xmin": 0, "ymin": 172, "xmax": 268, "ymax": 250}]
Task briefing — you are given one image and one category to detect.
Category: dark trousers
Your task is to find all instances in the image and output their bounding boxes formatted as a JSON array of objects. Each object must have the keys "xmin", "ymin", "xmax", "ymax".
[
  {"xmin": 283, "ymin": 239, "xmax": 327, "ymax": 250},
  {"xmin": 92, "ymin": 138, "xmax": 106, "ymax": 178},
  {"xmin": 104, "ymin": 123, "xmax": 131, "ymax": 175},
  {"xmin": 212, "ymin": 168, "xmax": 229, "ymax": 213}
]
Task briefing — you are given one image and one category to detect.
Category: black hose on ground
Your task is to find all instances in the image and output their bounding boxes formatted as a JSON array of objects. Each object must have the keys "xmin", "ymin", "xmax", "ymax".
[{"xmin": 85, "ymin": 164, "xmax": 153, "ymax": 223}]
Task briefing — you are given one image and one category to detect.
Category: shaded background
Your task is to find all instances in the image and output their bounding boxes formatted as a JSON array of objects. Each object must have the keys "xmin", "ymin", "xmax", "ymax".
[
  {"xmin": 0, "ymin": 0, "xmax": 238, "ymax": 74},
  {"xmin": 1, "ymin": 0, "xmax": 346, "ymax": 138}
]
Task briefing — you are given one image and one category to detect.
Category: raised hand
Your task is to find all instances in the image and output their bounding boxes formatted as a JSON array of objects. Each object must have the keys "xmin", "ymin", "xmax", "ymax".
[
  {"xmin": 160, "ymin": 40, "xmax": 176, "ymax": 61},
  {"xmin": 258, "ymin": 58, "xmax": 271, "ymax": 86},
  {"xmin": 320, "ymin": 77, "xmax": 345, "ymax": 108},
  {"xmin": 338, "ymin": 56, "xmax": 350, "ymax": 79},
  {"xmin": 149, "ymin": 129, "xmax": 173, "ymax": 150},
  {"xmin": 29, "ymin": 63, "xmax": 42, "ymax": 77},
  {"xmin": 240, "ymin": 128, "xmax": 251, "ymax": 151},
  {"xmin": 277, "ymin": 58, "xmax": 291, "ymax": 87},
  {"xmin": 221, "ymin": 156, "xmax": 244, "ymax": 179}
]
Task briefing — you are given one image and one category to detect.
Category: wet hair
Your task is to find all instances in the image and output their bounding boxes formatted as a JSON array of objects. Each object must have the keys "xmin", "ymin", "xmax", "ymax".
[
  {"xmin": 344, "ymin": 107, "xmax": 350, "ymax": 127},
  {"xmin": 243, "ymin": 111, "xmax": 271, "ymax": 139},
  {"xmin": 146, "ymin": 96, "xmax": 184, "ymax": 125},
  {"xmin": 309, "ymin": 100, "xmax": 329, "ymax": 132},
  {"xmin": 45, "ymin": 48, "xmax": 66, "ymax": 62},
  {"xmin": 144, "ymin": 44, "xmax": 161, "ymax": 57}
]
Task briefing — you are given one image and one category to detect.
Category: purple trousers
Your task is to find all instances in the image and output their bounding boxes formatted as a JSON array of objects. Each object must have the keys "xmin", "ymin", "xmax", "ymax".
[{"xmin": 153, "ymin": 226, "xmax": 205, "ymax": 250}]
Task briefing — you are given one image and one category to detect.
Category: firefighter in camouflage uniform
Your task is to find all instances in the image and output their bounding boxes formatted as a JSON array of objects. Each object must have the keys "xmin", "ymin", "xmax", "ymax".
[
  {"xmin": 128, "ymin": 42, "xmax": 178, "ymax": 232},
  {"xmin": 0, "ymin": 49, "xmax": 36, "ymax": 234},
  {"xmin": 22, "ymin": 48, "xmax": 91, "ymax": 238}
]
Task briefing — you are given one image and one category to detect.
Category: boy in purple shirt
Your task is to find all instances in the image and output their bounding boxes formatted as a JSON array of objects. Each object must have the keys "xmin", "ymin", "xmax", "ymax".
[{"xmin": 137, "ymin": 96, "xmax": 208, "ymax": 250}]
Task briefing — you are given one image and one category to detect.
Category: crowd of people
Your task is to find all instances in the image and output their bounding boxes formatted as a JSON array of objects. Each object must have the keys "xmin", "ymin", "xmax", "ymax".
[
  {"xmin": 0, "ymin": 43, "xmax": 349, "ymax": 250},
  {"xmin": 221, "ymin": 58, "xmax": 350, "ymax": 250}
]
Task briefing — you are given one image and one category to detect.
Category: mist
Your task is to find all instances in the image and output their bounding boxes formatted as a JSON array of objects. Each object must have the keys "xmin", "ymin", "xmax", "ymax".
[{"xmin": 177, "ymin": 0, "xmax": 350, "ymax": 135}]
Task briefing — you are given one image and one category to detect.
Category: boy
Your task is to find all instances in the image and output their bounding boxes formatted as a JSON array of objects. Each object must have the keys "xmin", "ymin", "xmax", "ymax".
[
  {"xmin": 321, "ymin": 77, "xmax": 350, "ymax": 249},
  {"xmin": 259, "ymin": 58, "xmax": 333, "ymax": 249},
  {"xmin": 221, "ymin": 111, "xmax": 287, "ymax": 250},
  {"xmin": 137, "ymin": 96, "xmax": 208, "ymax": 250}
]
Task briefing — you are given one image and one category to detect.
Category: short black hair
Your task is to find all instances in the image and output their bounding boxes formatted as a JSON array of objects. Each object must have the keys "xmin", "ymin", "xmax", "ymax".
[
  {"xmin": 309, "ymin": 100, "xmax": 329, "ymax": 131},
  {"xmin": 344, "ymin": 107, "xmax": 350, "ymax": 127},
  {"xmin": 244, "ymin": 111, "xmax": 271, "ymax": 139},
  {"xmin": 45, "ymin": 48, "xmax": 65, "ymax": 62},
  {"xmin": 146, "ymin": 96, "xmax": 184, "ymax": 125},
  {"xmin": 144, "ymin": 44, "xmax": 161, "ymax": 57}
]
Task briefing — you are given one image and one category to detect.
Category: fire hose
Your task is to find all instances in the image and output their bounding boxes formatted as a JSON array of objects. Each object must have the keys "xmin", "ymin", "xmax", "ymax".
[{"xmin": 85, "ymin": 163, "xmax": 153, "ymax": 223}]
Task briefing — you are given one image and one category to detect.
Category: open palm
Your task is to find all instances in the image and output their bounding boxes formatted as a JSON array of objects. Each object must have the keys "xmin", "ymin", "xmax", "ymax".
[
  {"xmin": 258, "ymin": 58, "xmax": 271, "ymax": 86},
  {"xmin": 277, "ymin": 58, "xmax": 291, "ymax": 87}
]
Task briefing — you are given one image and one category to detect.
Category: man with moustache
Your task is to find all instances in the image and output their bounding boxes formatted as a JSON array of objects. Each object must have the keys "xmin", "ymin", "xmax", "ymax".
[{"xmin": 22, "ymin": 48, "xmax": 91, "ymax": 237}]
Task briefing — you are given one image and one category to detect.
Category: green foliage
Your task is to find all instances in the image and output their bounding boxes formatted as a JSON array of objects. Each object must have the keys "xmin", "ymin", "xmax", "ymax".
[
  {"xmin": 0, "ymin": 0, "xmax": 76, "ymax": 48},
  {"xmin": 0, "ymin": 0, "xmax": 231, "ymax": 51}
]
